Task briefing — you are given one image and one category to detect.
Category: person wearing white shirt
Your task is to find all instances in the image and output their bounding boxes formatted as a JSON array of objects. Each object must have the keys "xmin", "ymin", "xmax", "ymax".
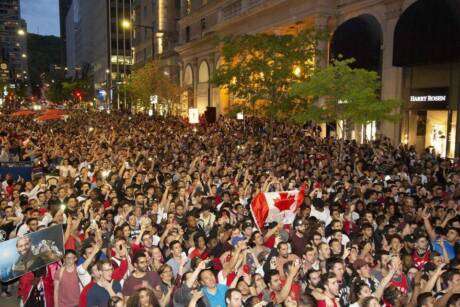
[{"xmin": 310, "ymin": 198, "xmax": 332, "ymax": 226}]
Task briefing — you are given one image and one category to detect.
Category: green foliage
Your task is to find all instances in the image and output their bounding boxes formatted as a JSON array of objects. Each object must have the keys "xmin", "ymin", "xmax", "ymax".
[
  {"xmin": 211, "ymin": 30, "xmax": 325, "ymax": 119},
  {"xmin": 45, "ymin": 78, "xmax": 93, "ymax": 102},
  {"xmin": 123, "ymin": 61, "xmax": 181, "ymax": 110},
  {"xmin": 292, "ymin": 58, "xmax": 402, "ymax": 126},
  {"xmin": 27, "ymin": 34, "xmax": 64, "ymax": 88}
]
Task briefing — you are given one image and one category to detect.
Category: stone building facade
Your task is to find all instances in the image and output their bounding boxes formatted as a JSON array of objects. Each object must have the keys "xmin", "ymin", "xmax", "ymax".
[{"xmin": 174, "ymin": 0, "xmax": 460, "ymax": 157}]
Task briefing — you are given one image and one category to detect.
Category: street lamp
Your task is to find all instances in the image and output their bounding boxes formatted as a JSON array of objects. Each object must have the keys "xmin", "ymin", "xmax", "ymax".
[
  {"xmin": 17, "ymin": 29, "xmax": 26, "ymax": 36},
  {"xmin": 117, "ymin": 19, "xmax": 155, "ymax": 111},
  {"xmin": 121, "ymin": 19, "xmax": 132, "ymax": 30},
  {"xmin": 293, "ymin": 66, "xmax": 301, "ymax": 77},
  {"xmin": 21, "ymin": 53, "xmax": 27, "ymax": 58}
]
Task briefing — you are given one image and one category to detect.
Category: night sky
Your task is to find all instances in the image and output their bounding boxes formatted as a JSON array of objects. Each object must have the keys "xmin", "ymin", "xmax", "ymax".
[{"xmin": 21, "ymin": 0, "xmax": 60, "ymax": 37}]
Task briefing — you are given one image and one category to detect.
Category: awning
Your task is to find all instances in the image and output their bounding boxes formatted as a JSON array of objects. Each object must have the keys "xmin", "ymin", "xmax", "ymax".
[{"xmin": 393, "ymin": 0, "xmax": 460, "ymax": 67}]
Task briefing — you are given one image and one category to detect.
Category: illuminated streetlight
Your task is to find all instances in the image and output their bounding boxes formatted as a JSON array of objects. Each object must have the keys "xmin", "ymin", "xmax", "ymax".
[
  {"xmin": 21, "ymin": 53, "xmax": 27, "ymax": 58},
  {"xmin": 121, "ymin": 19, "xmax": 132, "ymax": 29},
  {"xmin": 17, "ymin": 29, "xmax": 26, "ymax": 36},
  {"xmin": 293, "ymin": 66, "xmax": 301, "ymax": 77}
]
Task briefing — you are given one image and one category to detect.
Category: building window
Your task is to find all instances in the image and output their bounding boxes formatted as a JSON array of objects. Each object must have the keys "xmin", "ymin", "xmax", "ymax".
[
  {"xmin": 144, "ymin": 6, "xmax": 148, "ymax": 18},
  {"xmin": 185, "ymin": 26, "xmax": 190, "ymax": 42},
  {"xmin": 186, "ymin": 0, "xmax": 191, "ymax": 14},
  {"xmin": 200, "ymin": 18, "xmax": 206, "ymax": 31}
]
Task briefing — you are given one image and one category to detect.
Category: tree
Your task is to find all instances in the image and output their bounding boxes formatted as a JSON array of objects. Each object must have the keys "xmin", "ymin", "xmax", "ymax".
[
  {"xmin": 292, "ymin": 58, "xmax": 402, "ymax": 139},
  {"xmin": 27, "ymin": 34, "xmax": 64, "ymax": 90},
  {"xmin": 211, "ymin": 30, "xmax": 325, "ymax": 119},
  {"xmin": 123, "ymin": 61, "xmax": 181, "ymax": 114}
]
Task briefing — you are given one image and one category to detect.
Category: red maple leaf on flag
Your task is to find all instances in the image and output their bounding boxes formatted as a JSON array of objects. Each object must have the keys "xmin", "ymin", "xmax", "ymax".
[{"xmin": 274, "ymin": 192, "xmax": 296, "ymax": 211}]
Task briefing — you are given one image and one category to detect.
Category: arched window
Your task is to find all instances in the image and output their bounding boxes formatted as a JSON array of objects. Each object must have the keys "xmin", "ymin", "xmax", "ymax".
[
  {"xmin": 330, "ymin": 14, "xmax": 382, "ymax": 72},
  {"xmin": 198, "ymin": 60, "xmax": 209, "ymax": 83},
  {"xmin": 184, "ymin": 64, "xmax": 193, "ymax": 86}
]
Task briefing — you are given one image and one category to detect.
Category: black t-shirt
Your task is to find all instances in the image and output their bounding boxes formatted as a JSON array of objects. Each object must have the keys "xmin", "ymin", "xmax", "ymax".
[{"xmin": 291, "ymin": 233, "xmax": 309, "ymax": 257}]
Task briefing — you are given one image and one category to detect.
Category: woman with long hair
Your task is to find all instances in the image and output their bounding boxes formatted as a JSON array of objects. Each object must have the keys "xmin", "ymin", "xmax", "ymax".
[
  {"xmin": 157, "ymin": 264, "xmax": 176, "ymax": 306},
  {"xmin": 126, "ymin": 288, "xmax": 160, "ymax": 307}
]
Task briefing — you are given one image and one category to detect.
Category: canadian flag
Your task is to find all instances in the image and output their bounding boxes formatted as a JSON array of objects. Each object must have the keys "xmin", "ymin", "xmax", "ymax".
[{"xmin": 250, "ymin": 185, "xmax": 305, "ymax": 230}]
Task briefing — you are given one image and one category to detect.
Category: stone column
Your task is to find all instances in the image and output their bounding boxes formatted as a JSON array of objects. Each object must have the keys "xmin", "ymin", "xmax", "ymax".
[
  {"xmin": 380, "ymin": 0, "xmax": 403, "ymax": 145},
  {"xmin": 192, "ymin": 59, "xmax": 199, "ymax": 108},
  {"xmin": 452, "ymin": 62, "xmax": 460, "ymax": 157},
  {"xmin": 315, "ymin": 13, "xmax": 332, "ymax": 139}
]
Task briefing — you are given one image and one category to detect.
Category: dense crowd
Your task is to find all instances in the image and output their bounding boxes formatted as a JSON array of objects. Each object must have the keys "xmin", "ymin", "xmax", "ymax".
[{"xmin": 0, "ymin": 110, "xmax": 459, "ymax": 307}]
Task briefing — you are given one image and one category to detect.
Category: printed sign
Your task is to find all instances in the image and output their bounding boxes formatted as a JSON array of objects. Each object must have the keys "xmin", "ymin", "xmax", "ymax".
[
  {"xmin": 0, "ymin": 224, "xmax": 64, "ymax": 281},
  {"xmin": 409, "ymin": 87, "xmax": 449, "ymax": 109},
  {"xmin": 189, "ymin": 108, "xmax": 199, "ymax": 124}
]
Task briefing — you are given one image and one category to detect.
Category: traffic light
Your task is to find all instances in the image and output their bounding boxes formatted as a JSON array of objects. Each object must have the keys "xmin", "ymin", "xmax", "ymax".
[{"xmin": 73, "ymin": 89, "xmax": 82, "ymax": 101}]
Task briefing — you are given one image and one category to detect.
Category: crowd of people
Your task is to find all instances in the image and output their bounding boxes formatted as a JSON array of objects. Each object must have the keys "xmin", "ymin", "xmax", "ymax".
[{"xmin": 0, "ymin": 110, "xmax": 459, "ymax": 307}]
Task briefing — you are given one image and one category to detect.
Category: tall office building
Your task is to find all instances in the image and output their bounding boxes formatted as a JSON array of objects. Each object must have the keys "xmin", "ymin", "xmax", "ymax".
[
  {"xmin": 132, "ymin": 0, "xmax": 155, "ymax": 67},
  {"xmin": 59, "ymin": 0, "xmax": 72, "ymax": 64},
  {"xmin": 59, "ymin": 0, "xmax": 72, "ymax": 38},
  {"xmin": 65, "ymin": 0, "xmax": 134, "ymax": 107},
  {"xmin": 0, "ymin": 0, "xmax": 27, "ymax": 85}
]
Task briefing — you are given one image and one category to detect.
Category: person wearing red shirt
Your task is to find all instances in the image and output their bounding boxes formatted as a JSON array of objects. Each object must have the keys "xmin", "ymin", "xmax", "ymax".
[
  {"xmin": 316, "ymin": 272, "xmax": 340, "ymax": 307},
  {"xmin": 266, "ymin": 261, "xmax": 300, "ymax": 304}
]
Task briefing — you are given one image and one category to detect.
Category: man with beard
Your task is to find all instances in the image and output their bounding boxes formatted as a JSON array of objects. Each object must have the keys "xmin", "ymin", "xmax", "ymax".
[
  {"xmin": 275, "ymin": 242, "xmax": 299, "ymax": 279},
  {"xmin": 304, "ymin": 269, "xmax": 322, "ymax": 296},
  {"xmin": 317, "ymin": 272, "xmax": 340, "ymax": 307},
  {"xmin": 11, "ymin": 236, "xmax": 46, "ymax": 278},
  {"xmin": 266, "ymin": 261, "xmax": 301, "ymax": 304},
  {"xmin": 122, "ymin": 252, "xmax": 160, "ymax": 298},
  {"xmin": 290, "ymin": 219, "xmax": 309, "ymax": 257},
  {"xmin": 412, "ymin": 235, "xmax": 431, "ymax": 270}
]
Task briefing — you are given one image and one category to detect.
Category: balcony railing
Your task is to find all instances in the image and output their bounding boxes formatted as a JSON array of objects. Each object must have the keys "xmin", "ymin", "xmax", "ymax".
[
  {"xmin": 337, "ymin": 0, "xmax": 362, "ymax": 6},
  {"xmin": 220, "ymin": 0, "xmax": 266, "ymax": 21},
  {"xmin": 221, "ymin": 1, "xmax": 242, "ymax": 21}
]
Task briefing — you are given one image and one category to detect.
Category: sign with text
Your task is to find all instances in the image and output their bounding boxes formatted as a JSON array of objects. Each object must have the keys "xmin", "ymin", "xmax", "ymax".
[
  {"xmin": 409, "ymin": 87, "xmax": 449, "ymax": 109},
  {"xmin": 188, "ymin": 108, "xmax": 199, "ymax": 124}
]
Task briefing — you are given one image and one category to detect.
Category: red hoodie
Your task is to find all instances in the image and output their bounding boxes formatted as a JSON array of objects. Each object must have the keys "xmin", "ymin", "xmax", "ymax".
[{"xmin": 18, "ymin": 267, "xmax": 54, "ymax": 307}]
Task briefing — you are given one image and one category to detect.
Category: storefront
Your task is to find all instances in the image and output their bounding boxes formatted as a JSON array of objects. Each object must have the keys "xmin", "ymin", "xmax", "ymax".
[
  {"xmin": 393, "ymin": 0, "xmax": 460, "ymax": 158},
  {"xmin": 404, "ymin": 87, "xmax": 457, "ymax": 158}
]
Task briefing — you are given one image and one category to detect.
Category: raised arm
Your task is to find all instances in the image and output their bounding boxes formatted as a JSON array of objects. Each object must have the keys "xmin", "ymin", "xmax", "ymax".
[
  {"xmin": 422, "ymin": 208, "xmax": 436, "ymax": 241},
  {"xmin": 276, "ymin": 261, "xmax": 300, "ymax": 303},
  {"xmin": 421, "ymin": 263, "xmax": 446, "ymax": 293},
  {"xmin": 374, "ymin": 268, "xmax": 396, "ymax": 300}
]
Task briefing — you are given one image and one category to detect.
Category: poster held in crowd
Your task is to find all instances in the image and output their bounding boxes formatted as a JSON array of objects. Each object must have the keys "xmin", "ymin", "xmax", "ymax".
[{"xmin": 0, "ymin": 224, "xmax": 64, "ymax": 281}]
